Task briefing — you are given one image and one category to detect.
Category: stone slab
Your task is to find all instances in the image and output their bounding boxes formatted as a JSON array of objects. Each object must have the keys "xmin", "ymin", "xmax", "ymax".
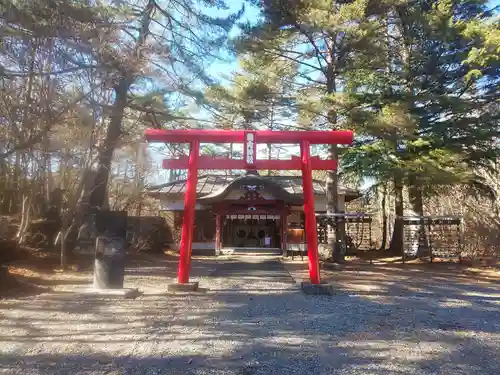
[
  {"xmin": 166, "ymin": 282, "xmax": 199, "ymax": 293},
  {"xmin": 80, "ymin": 288, "xmax": 142, "ymax": 299},
  {"xmin": 300, "ymin": 282, "xmax": 335, "ymax": 295}
]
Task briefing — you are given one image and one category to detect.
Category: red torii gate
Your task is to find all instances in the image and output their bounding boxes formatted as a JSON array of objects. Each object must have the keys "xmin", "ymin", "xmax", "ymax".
[{"xmin": 144, "ymin": 129, "xmax": 354, "ymax": 285}]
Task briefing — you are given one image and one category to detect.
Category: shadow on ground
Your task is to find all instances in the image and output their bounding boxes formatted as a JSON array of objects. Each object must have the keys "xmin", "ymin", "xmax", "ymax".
[{"xmin": 0, "ymin": 255, "xmax": 498, "ymax": 375}]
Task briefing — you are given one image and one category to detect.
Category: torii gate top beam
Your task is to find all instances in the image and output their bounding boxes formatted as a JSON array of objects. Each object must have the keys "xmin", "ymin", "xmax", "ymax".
[{"xmin": 144, "ymin": 129, "xmax": 353, "ymax": 145}]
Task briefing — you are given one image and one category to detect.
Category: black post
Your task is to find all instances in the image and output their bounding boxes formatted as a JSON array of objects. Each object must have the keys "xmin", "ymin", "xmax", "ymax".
[{"xmin": 93, "ymin": 211, "xmax": 127, "ymax": 289}]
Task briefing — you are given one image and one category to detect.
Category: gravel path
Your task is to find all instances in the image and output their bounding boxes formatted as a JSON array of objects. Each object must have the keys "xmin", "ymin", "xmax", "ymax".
[{"xmin": 0, "ymin": 255, "xmax": 499, "ymax": 375}]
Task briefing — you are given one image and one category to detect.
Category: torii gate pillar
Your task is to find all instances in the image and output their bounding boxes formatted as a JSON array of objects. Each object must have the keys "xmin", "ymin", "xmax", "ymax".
[
  {"xmin": 177, "ymin": 140, "xmax": 200, "ymax": 283},
  {"xmin": 300, "ymin": 140, "xmax": 320, "ymax": 283}
]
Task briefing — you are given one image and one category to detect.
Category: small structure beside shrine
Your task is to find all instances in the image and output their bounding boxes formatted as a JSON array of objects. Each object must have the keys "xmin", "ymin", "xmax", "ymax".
[{"xmin": 147, "ymin": 172, "xmax": 360, "ymax": 256}]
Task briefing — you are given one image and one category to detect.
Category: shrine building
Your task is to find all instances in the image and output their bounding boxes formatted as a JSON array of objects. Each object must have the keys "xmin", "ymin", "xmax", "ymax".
[{"xmin": 148, "ymin": 172, "xmax": 360, "ymax": 255}]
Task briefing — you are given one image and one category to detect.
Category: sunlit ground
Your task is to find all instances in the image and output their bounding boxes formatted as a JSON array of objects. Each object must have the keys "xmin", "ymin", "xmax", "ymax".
[{"xmin": 0, "ymin": 254, "xmax": 498, "ymax": 375}]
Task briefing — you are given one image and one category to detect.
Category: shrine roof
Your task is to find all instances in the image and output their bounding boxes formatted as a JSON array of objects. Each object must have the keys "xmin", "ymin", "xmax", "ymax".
[{"xmin": 147, "ymin": 174, "xmax": 360, "ymax": 202}]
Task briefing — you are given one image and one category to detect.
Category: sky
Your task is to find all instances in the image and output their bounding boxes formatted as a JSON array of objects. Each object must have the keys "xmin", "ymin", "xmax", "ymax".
[
  {"xmin": 147, "ymin": 0, "xmax": 500, "ymax": 186},
  {"xmin": 205, "ymin": 1, "xmax": 261, "ymax": 82},
  {"xmin": 147, "ymin": 0, "xmax": 260, "ymax": 184},
  {"xmin": 205, "ymin": 0, "xmax": 500, "ymax": 84}
]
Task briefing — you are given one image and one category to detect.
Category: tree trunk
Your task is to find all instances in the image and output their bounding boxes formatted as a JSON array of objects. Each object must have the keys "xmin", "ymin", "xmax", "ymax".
[
  {"xmin": 11, "ymin": 152, "xmax": 21, "ymax": 214},
  {"xmin": 0, "ymin": 160, "xmax": 5, "ymax": 214},
  {"xmin": 88, "ymin": 79, "xmax": 129, "ymax": 209},
  {"xmin": 16, "ymin": 195, "xmax": 31, "ymax": 244},
  {"xmin": 69, "ymin": 0, "xmax": 152, "ymax": 252},
  {"xmin": 324, "ymin": 38, "xmax": 345, "ymax": 262},
  {"xmin": 379, "ymin": 183, "xmax": 388, "ymax": 251},
  {"xmin": 44, "ymin": 137, "xmax": 53, "ymax": 202},
  {"xmin": 408, "ymin": 175, "xmax": 428, "ymax": 256},
  {"xmin": 135, "ymin": 142, "xmax": 145, "ymax": 216},
  {"xmin": 60, "ymin": 208, "xmax": 68, "ymax": 270},
  {"xmin": 389, "ymin": 176, "xmax": 404, "ymax": 254},
  {"xmin": 408, "ymin": 176, "xmax": 424, "ymax": 215},
  {"xmin": 327, "ymin": 144, "xmax": 346, "ymax": 262},
  {"xmin": 69, "ymin": 79, "xmax": 129, "ymax": 253},
  {"xmin": 62, "ymin": 167, "xmax": 93, "ymax": 249},
  {"xmin": 87, "ymin": 0, "xmax": 154, "ymax": 210}
]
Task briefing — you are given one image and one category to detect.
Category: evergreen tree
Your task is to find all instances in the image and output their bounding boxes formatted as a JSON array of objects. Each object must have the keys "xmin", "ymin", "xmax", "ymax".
[
  {"xmin": 237, "ymin": 0, "xmax": 393, "ymax": 261},
  {"xmin": 342, "ymin": 0, "xmax": 500, "ymax": 252},
  {"xmin": 205, "ymin": 55, "xmax": 298, "ymax": 172}
]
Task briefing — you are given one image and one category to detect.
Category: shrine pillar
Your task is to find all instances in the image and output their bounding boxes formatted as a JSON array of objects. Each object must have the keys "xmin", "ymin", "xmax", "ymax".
[
  {"xmin": 215, "ymin": 214, "xmax": 221, "ymax": 256},
  {"xmin": 177, "ymin": 140, "xmax": 199, "ymax": 283},
  {"xmin": 280, "ymin": 211, "xmax": 287, "ymax": 255},
  {"xmin": 300, "ymin": 141, "xmax": 321, "ymax": 284}
]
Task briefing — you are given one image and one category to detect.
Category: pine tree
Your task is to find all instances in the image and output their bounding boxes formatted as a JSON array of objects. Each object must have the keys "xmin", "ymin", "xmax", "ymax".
[
  {"xmin": 342, "ymin": 0, "xmax": 500, "ymax": 253},
  {"xmin": 1, "ymin": 0, "xmax": 244, "ymax": 252},
  {"xmin": 205, "ymin": 55, "xmax": 298, "ymax": 172},
  {"xmin": 237, "ymin": 0, "xmax": 393, "ymax": 261},
  {"xmin": 83, "ymin": 0, "xmax": 243, "ymax": 209}
]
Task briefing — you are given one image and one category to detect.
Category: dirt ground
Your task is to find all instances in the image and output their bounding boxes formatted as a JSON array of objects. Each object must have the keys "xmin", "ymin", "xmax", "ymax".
[
  {"xmin": 0, "ymin": 249, "xmax": 196, "ymax": 298},
  {"xmin": 2, "ymin": 245, "xmax": 499, "ymax": 299},
  {"xmin": 282, "ymin": 256, "xmax": 500, "ymax": 297},
  {"xmin": 1, "ymin": 254, "xmax": 499, "ymax": 375}
]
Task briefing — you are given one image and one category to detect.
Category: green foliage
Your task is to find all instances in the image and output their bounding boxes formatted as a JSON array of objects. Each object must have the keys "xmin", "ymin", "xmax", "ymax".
[
  {"xmin": 237, "ymin": 0, "xmax": 399, "ymax": 133},
  {"xmin": 341, "ymin": 0, "xmax": 500, "ymax": 199},
  {"xmin": 205, "ymin": 54, "xmax": 298, "ymax": 130},
  {"xmin": 235, "ymin": 0, "xmax": 499, "ymax": 215}
]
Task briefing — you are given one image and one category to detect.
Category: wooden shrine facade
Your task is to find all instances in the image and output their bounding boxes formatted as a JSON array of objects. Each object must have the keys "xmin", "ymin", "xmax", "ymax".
[{"xmin": 150, "ymin": 174, "xmax": 360, "ymax": 255}]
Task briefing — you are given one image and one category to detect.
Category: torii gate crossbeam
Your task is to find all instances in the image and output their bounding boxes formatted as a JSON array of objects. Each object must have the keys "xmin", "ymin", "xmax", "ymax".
[{"xmin": 145, "ymin": 129, "xmax": 354, "ymax": 285}]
